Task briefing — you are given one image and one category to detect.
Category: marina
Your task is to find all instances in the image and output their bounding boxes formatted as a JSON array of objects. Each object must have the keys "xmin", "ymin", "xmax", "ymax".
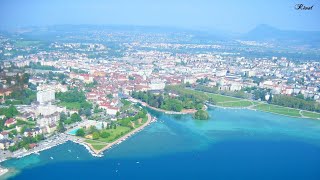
[{"xmin": 0, "ymin": 114, "xmax": 155, "ymax": 169}]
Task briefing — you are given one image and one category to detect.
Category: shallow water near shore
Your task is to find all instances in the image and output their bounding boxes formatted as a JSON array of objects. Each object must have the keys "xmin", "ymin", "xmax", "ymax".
[{"xmin": 2, "ymin": 107, "xmax": 320, "ymax": 180}]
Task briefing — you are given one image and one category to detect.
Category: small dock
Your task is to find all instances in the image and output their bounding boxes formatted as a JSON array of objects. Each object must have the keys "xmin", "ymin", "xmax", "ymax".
[{"xmin": 0, "ymin": 166, "xmax": 9, "ymax": 177}]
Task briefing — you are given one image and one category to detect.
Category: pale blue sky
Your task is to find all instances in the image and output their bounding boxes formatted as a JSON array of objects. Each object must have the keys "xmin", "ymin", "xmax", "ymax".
[{"xmin": 0, "ymin": 0, "xmax": 319, "ymax": 32}]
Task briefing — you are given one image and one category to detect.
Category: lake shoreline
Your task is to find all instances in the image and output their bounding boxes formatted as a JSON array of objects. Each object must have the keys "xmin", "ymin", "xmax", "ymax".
[
  {"xmin": 0, "ymin": 113, "xmax": 154, "ymax": 175},
  {"xmin": 206, "ymin": 103, "xmax": 320, "ymax": 120},
  {"xmin": 129, "ymin": 97, "xmax": 196, "ymax": 114},
  {"xmin": 81, "ymin": 113, "xmax": 154, "ymax": 155},
  {"xmin": 3, "ymin": 107, "xmax": 320, "ymax": 180},
  {"xmin": 0, "ymin": 166, "xmax": 9, "ymax": 177}
]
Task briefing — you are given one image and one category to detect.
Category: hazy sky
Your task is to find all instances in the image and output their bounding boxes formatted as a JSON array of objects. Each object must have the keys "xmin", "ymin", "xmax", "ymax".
[{"xmin": 0, "ymin": 0, "xmax": 319, "ymax": 32}]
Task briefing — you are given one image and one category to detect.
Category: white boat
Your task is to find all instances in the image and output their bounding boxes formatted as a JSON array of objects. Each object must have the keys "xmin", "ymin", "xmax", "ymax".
[{"xmin": 50, "ymin": 157, "xmax": 54, "ymax": 159}]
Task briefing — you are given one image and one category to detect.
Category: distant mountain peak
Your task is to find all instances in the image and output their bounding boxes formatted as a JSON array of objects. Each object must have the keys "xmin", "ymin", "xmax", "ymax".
[
  {"xmin": 242, "ymin": 24, "xmax": 320, "ymax": 47},
  {"xmin": 245, "ymin": 24, "xmax": 281, "ymax": 39},
  {"xmin": 251, "ymin": 24, "xmax": 278, "ymax": 32}
]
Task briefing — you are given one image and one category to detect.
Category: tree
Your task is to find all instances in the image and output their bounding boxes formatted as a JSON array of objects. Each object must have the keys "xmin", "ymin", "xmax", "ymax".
[
  {"xmin": 80, "ymin": 108, "xmax": 92, "ymax": 117},
  {"xmin": 57, "ymin": 120, "xmax": 66, "ymax": 133},
  {"xmin": 162, "ymin": 99, "xmax": 183, "ymax": 112},
  {"xmin": 295, "ymin": 93, "xmax": 304, "ymax": 100},
  {"xmin": 0, "ymin": 105, "xmax": 19, "ymax": 118},
  {"xmin": 106, "ymin": 94, "xmax": 113, "ymax": 99},
  {"xmin": 196, "ymin": 103, "xmax": 204, "ymax": 110},
  {"xmin": 20, "ymin": 125, "xmax": 27, "ymax": 134},
  {"xmin": 84, "ymin": 108, "xmax": 92, "ymax": 117},
  {"xmin": 0, "ymin": 119, "xmax": 4, "ymax": 131},
  {"xmin": 70, "ymin": 113, "xmax": 82, "ymax": 122},
  {"xmin": 35, "ymin": 134, "xmax": 45, "ymax": 141},
  {"xmin": 128, "ymin": 76, "xmax": 135, "ymax": 80},
  {"xmin": 22, "ymin": 73, "xmax": 30, "ymax": 84},
  {"xmin": 88, "ymin": 125, "xmax": 98, "ymax": 134},
  {"xmin": 5, "ymin": 76, "xmax": 13, "ymax": 85},
  {"xmin": 193, "ymin": 110, "xmax": 209, "ymax": 120},
  {"xmin": 92, "ymin": 132, "xmax": 100, "ymax": 139},
  {"xmin": 100, "ymin": 131, "xmax": 110, "ymax": 138},
  {"xmin": 60, "ymin": 112, "xmax": 67, "ymax": 122},
  {"xmin": 76, "ymin": 128, "xmax": 85, "ymax": 137},
  {"xmin": 94, "ymin": 105, "xmax": 102, "ymax": 113}
]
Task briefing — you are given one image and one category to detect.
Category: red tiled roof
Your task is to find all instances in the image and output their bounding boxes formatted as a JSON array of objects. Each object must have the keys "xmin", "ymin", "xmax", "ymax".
[
  {"xmin": 5, "ymin": 118, "xmax": 16, "ymax": 125},
  {"xmin": 0, "ymin": 131, "xmax": 9, "ymax": 135},
  {"xmin": 29, "ymin": 143, "xmax": 37, "ymax": 149}
]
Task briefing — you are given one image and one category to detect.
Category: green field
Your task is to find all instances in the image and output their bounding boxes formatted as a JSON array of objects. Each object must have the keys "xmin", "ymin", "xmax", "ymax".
[
  {"xmin": 206, "ymin": 93, "xmax": 241, "ymax": 103},
  {"xmin": 182, "ymin": 87, "xmax": 241, "ymax": 103},
  {"xmin": 179, "ymin": 87, "xmax": 320, "ymax": 119},
  {"xmin": 58, "ymin": 102, "xmax": 81, "ymax": 110},
  {"xmin": 254, "ymin": 104, "xmax": 301, "ymax": 117},
  {"xmin": 84, "ymin": 126, "xmax": 132, "ymax": 150},
  {"xmin": 134, "ymin": 117, "xmax": 148, "ymax": 128},
  {"xmin": 216, "ymin": 100, "xmax": 253, "ymax": 107},
  {"xmin": 252, "ymin": 101, "xmax": 261, "ymax": 106},
  {"xmin": 16, "ymin": 119, "xmax": 36, "ymax": 126},
  {"xmin": 97, "ymin": 126, "xmax": 132, "ymax": 143},
  {"xmin": 84, "ymin": 139, "xmax": 107, "ymax": 150},
  {"xmin": 301, "ymin": 111, "xmax": 320, "ymax": 119}
]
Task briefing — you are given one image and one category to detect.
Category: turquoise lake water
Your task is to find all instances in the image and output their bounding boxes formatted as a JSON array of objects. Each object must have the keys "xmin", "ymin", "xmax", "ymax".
[{"xmin": 1, "ymin": 107, "xmax": 320, "ymax": 179}]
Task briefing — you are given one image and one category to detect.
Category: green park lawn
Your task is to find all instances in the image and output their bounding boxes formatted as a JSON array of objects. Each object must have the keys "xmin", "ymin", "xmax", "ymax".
[
  {"xmin": 58, "ymin": 102, "xmax": 81, "ymax": 110},
  {"xmin": 206, "ymin": 93, "xmax": 241, "ymax": 103},
  {"xmin": 216, "ymin": 100, "xmax": 253, "ymax": 107},
  {"xmin": 253, "ymin": 104, "xmax": 301, "ymax": 117},
  {"xmin": 84, "ymin": 139, "xmax": 107, "ymax": 150},
  {"xmin": 252, "ymin": 101, "xmax": 262, "ymax": 106},
  {"xmin": 16, "ymin": 119, "xmax": 36, "ymax": 126},
  {"xmin": 301, "ymin": 111, "xmax": 320, "ymax": 119},
  {"xmin": 97, "ymin": 126, "xmax": 132, "ymax": 143},
  {"xmin": 84, "ymin": 118, "xmax": 148, "ymax": 150},
  {"xmin": 186, "ymin": 88, "xmax": 320, "ymax": 120},
  {"xmin": 84, "ymin": 126, "xmax": 132, "ymax": 150},
  {"xmin": 91, "ymin": 144, "xmax": 107, "ymax": 150}
]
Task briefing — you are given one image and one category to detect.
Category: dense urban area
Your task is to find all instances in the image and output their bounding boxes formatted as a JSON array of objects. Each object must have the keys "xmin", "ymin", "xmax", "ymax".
[{"xmin": 1, "ymin": 26, "xmax": 320, "ymax": 174}]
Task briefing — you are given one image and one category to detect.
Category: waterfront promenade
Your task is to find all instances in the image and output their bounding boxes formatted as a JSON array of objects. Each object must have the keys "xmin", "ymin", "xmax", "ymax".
[
  {"xmin": 0, "ymin": 134, "xmax": 74, "ymax": 177},
  {"xmin": 0, "ymin": 167, "xmax": 8, "ymax": 177},
  {"xmin": 0, "ymin": 113, "xmax": 154, "ymax": 170},
  {"xmin": 83, "ymin": 113, "xmax": 153, "ymax": 155},
  {"xmin": 0, "ymin": 133, "xmax": 80, "ymax": 163}
]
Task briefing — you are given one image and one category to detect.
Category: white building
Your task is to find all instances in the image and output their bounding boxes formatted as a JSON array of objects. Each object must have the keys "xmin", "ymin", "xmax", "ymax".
[
  {"xmin": 38, "ymin": 83, "xmax": 68, "ymax": 93},
  {"xmin": 149, "ymin": 79, "xmax": 166, "ymax": 90},
  {"xmin": 37, "ymin": 113, "xmax": 60, "ymax": 127},
  {"xmin": 36, "ymin": 104, "xmax": 66, "ymax": 116},
  {"xmin": 216, "ymin": 70, "xmax": 227, "ymax": 77},
  {"xmin": 230, "ymin": 83, "xmax": 242, "ymax": 91},
  {"xmin": 183, "ymin": 76, "xmax": 197, "ymax": 84},
  {"xmin": 37, "ymin": 88, "xmax": 55, "ymax": 104},
  {"xmin": 100, "ymin": 104, "xmax": 119, "ymax": 115},
  {"xmin": 106, "ymin": 107, "xmax": 119, "ymax": 116}
]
